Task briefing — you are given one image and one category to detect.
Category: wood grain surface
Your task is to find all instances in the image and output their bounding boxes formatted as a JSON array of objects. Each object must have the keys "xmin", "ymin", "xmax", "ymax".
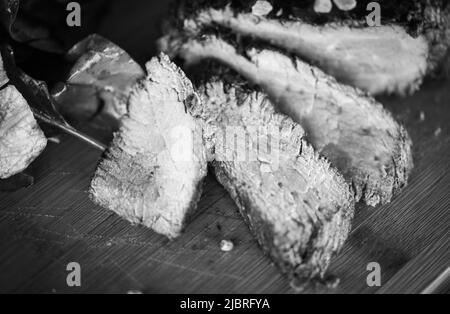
[{"xmin": 0, "ymin": 1, "xmax": 449, "ymax": 294}]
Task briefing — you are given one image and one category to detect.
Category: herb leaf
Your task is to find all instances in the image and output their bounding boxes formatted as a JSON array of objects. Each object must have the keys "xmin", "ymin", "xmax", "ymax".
[{"xmin": 1, "ymin": 45, "xmax": 106, "ymax": 151}]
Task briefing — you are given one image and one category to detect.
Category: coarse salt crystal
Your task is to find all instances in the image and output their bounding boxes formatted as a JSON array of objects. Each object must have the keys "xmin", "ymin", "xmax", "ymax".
[{"xmin": 220, "ymin": 240, "xmax": 234, "ymax": 252}]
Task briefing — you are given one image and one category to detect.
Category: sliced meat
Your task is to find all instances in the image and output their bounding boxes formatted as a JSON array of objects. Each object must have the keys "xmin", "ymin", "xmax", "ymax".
[
  {"xmin": 170, "ymin": 36, "xmax": 413, "ymax": 206},
  {"xmin": 90, "ymin": 54, "xmax": 207, "ymax": 239},
  {"xmin": 0, "ymin": 85, "xmax": 47, "ymax": 179},
  {"xmin": 178, "ymin": 6, "xmax": 429, "ymax": 95},
  {"xmin": 165, "ymin": 0, "xmax": 450, "ymax": 95},
  {"xmin": 191, "ymin": 79, "xmax": 354, "ymax": 282}
]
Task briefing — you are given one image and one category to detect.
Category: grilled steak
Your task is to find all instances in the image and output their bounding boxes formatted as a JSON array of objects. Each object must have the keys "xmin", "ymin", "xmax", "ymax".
[
  {"xmin": 163, "ymin": 0, "xmax": 450, "ymax": 95},
  {"xmin": 162, "ymin": 34, "xmax": 413, "ymax": 206},
  {"xmin": 0, "ymin": 85, "xmax": 47, "ymax": 179},
  {"xmin": 90, "ymin": 54, "xmax": 207, "ymax": 239},
  {"xmin": 191, "ymin": 78, "xmax": 354, "ymax": 282},
  {"xmin": 78, "ymin": 49, "xmax": 355, "ymax": 282}
]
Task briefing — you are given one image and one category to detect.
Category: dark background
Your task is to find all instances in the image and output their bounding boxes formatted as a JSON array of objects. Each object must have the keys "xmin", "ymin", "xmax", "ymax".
[{"xmin": 8, "ymin": 1, "xmax": 174, "ymax": 87}]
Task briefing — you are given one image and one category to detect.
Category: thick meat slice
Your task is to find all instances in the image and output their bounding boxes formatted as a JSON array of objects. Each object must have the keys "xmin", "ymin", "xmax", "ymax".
[
  {"xmin": 179, "ymin": 6, "xmax": 429, "ymax": 95},
  {"xmin": 165, "ymin": 0, "xmax": 450, "ymax": 95},
  {"xmin": 0, "ymin": 85, "xmax": 47, "ymax": 179},
  {"xmin": 172, "ymin": 36, "xmax": 413, "ymax": 206},
  {"xmin": 191, "ymin": 80, "xmax": 354, "ymax": 282},
  {"xmin": 90, "ymin": 54, "xmax": 207, "ymax": 239}
]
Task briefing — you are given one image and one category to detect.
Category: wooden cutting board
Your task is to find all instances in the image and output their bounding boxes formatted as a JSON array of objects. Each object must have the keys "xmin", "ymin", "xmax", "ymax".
[
  {"xmin": 0, "ymin": 78, "xmax": 449, "ymax": 294},
  {"xmin": 0, "ymin": 0, "xmax": 449, "ymax": 294}
]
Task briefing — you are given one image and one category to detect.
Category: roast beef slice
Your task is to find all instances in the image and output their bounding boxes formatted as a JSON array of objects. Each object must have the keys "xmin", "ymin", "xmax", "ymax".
[
  {"xmin": 169, "ymin": 36, "xmax": 413, "ymax": 207},
  {"xmin": 0, "ymin": 85, "xmax": 47, "ymax": 179},
  {"xmin": 178, "ymin": 6, "xmax": 429, "ymax": 95},
  {"xmin": 90, "ymin": 54, "xmax": 207, "ymax": 239},
  {"xmin": 190, "ymin": 79, "xmax": 354, "ymax": 281}
]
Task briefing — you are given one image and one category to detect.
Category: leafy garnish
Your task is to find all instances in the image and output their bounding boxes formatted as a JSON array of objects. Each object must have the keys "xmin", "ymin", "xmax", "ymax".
[
  {"xmin": 1, "ymin": 45, "xmax": 106, "ymax": 151},
  {"xmin": 53, "ymin": 34, "xmax": 145, "ymax": 124},
  {"xmin": 0, "ymin": 0, "xmax": 63, "ymax": 53}
]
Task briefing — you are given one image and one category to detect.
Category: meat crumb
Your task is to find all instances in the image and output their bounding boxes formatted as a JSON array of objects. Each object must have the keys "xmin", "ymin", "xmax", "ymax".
[
  {"xmin": 419, "ymin": 111, "xmax": 426, "ymax": 122},
  {"xmin": 252, "ymin": 1, "xmax": 273, "ymax": 17},
  {"xmin": 48, "ymin": 136, "xmax": 61, "ymax": 144},
  {"xmin": 127, "ymin": 290, "xmax": 143, "ymax": 294},
  {"xmin": 434, "ymin": 127, "xmax": 442, "ymax": 137},
  {"xmin": 333, "ymin": 0, "xmax": 357, "ymax": 11},
  {"xmin": 220, "ymin": 240, "xmax": 234, "ymax": 252},
  {"xmin": 314, "ymin": 0, "xmax": 333, "ymax": 13}
]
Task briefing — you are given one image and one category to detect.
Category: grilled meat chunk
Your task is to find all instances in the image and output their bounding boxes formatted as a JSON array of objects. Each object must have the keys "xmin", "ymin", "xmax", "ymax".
[
  {"xmin": 0, "ymin": 85, "xmax": 47, "ymax": 179},
  {"xmin": 90, "ymin": 54, "xmax": 207, "ymax": 239},
  {"xmin": 164, "ymin": 0, "xmax": 450, "ymax": 95},
  {"xmin": 164, "ymin": 36, "xmax": 413, "ymax": 206},
  {"xmin": 191, "ymin": 79, "xmax": 354, "ymax": 282}
]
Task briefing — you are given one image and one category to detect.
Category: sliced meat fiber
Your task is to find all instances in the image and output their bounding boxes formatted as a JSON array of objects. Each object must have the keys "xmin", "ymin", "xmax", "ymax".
[
  {"xmin": 180, "ymin": 6, "xmax": 429, "ymax": 95},
  {"xmin": 90, "ymin": 54, "xmax": 207, "ymax": 239},
  {"xmin": 173, "ymin": 36, "xmax": 413, "ymax": 206},
  {"xmin": 191, "ymin": 79, "xmax": 354, "ymax": 282},
  {"xmin": 0, "ymin": 85, "xmax": 47, "ymax": 179}
]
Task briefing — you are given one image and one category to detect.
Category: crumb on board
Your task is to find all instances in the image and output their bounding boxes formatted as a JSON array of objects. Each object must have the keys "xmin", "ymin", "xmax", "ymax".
[
  {"xmin": 127, "ymin": 290, "xmax": 143, "ymax": 294},
  {"xmin": 314, "ymin": 0, "xmax": 333, "ymax": 13},
  {"xmin": 47, "ymin": 136, "xmax": 62, "ymax": 144},
  {"xmin": 419, "ymin": 111, "xmax": 426, "ymax": 122},
  {"xmin": 220, "ymin": 240, "xmax": 234, "ymax": 252},
  {"xmin": 252, "ymin": 0, "xmax": 273, "ymax": 16},
  {"xmin": 434, "ymin": 127, "xmax": 442, "ymax": 137}
]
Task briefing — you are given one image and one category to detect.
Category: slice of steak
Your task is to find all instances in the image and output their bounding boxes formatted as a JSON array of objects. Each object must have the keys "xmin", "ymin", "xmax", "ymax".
[
  {"xmin": 170, "ymin": 36, "xmax": 413, "ymax": 206},
  {"xmin": 183, "ymin": 7, "xmax": 428, "ymax": 95},
  {"xmin": 90, "ymin": 54, "xmax": 207, "ymax": 239},
  {"xmin": 191, "ymin": 79, "xmax": 354, "ymax": 283},
  {"xmin": 166, "ymin": 0, "xmax": 449, "ymax": 95},
  {"xmin": 0, "ymin": 85, "xmax": 47, "ymax": 179}
]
